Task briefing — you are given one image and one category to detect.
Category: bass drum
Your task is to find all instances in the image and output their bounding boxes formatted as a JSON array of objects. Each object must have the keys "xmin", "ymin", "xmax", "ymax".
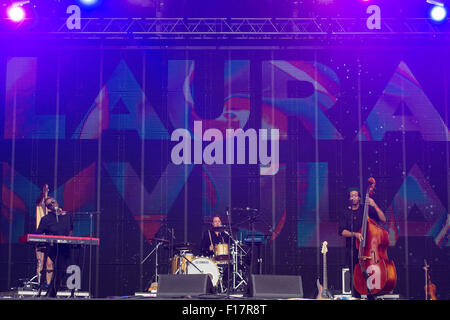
[{"xmin": 187, "ymin": 257, "xmax": 220, "ymax": 287}]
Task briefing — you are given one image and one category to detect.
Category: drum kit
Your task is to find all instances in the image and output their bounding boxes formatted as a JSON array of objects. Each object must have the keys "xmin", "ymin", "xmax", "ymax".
[
  {"xmin": 169, "ymin": 225, "xmax": 249, "ymax": 293},
  {"xmin": 142, "ymin": 207, "xmax": 273, "ymax": 294}
]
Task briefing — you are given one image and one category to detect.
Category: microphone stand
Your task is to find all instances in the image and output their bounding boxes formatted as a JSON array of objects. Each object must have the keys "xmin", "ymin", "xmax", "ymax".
[
  {"xmin": 88, "ymin": 211, "xmax": 93, "ymax": 297},
  {"xmin": 140, "ymin": 218, "xmax": 169, "ymax": 286},
  {"xmin": 251, "ymin": 211, "xmax": 274, "ymax": 275},
  {"xmin": 244, "ymin": 208, "xmax": 271, "ymax": 275},
  {"xmin": 141, "ymin": 241, "xmax": 163, "ymax": 284},
  {"xmin": 168, "ymin": 228, "xmax": 175, "ymax": 271},
  {"xmin": 225, "ymin": 208, "xmax": 233, "ymax": 297},
  {"xmin": 246, "ymin": 210, "xmax": 257, "ymax": 275}
]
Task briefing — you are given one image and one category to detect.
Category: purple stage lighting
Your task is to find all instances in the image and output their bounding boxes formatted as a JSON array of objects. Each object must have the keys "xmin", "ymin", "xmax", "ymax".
[
  {"xmin": 430, "ymin": 5, "xmax": 447, "ymax": 21},
  {"xmin": 7, "ymin": 5, "xmax": 26, "ymax": 23}
]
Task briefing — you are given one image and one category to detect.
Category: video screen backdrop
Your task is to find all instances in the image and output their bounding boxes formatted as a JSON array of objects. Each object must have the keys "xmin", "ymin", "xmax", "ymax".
[{"xmin": 1, "ymin": 47, "xmax": 449, "ymax": 298}]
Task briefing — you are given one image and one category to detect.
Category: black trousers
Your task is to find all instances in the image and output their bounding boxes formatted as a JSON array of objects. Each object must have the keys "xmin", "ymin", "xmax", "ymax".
[{"xmin": 43, "ymin": 244, "xmax": 71, "ymax": 297}]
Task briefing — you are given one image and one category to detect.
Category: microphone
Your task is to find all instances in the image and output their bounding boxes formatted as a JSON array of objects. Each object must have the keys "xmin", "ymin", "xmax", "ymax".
[
  {"xmin": 54, "ymin": 206, "xmax": 60, "ymax": 222},
  {"xmin": 349, "ymin": 197, "xmax": 362, "ymax": 207}
]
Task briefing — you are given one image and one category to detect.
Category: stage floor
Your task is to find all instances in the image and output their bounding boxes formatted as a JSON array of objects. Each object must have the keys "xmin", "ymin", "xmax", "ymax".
[{"xmin": 0, "ymin": 289, "xmax": 400, "ymax": 300}]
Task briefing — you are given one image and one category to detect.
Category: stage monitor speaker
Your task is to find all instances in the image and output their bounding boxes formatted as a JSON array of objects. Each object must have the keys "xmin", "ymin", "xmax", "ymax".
[
  {"xmin": 157, "ymin": 274, "xmax": 213, "ymax": 298},
  {"xmin": 249, "ymin": 274, "xmax": 303, "ymax": 298}
]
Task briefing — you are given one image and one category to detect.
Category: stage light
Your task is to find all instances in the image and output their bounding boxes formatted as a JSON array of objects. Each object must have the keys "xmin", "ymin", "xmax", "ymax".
[
  {"xmin": 77, "ymin": 0, "xmax": 102, "ymax": 10},
  {"xmin": 427, "ymin": 0, "xmax": 445, "ymax": 6},
  {"xmin": 79, "ymin": 0, "xmax": 98, "ymax": 6},
  {"xmin": 430, "ymin": 5, "xmax": 447, "ymax": 21},
  {"xmin": 7, "ymin": 5, "xmax": 26, "ymax": 23}
]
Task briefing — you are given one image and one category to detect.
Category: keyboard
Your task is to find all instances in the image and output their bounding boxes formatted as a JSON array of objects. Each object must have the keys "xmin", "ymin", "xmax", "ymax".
[{"xmin": 19, "ymin": 234, "xmax": 99, "ymax": 246}]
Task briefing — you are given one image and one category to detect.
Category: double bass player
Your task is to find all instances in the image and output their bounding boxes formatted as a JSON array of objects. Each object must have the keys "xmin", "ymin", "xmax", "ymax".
[{"xmin": 338, "ymin": 186, "xmax": 386, "ymax": 299}]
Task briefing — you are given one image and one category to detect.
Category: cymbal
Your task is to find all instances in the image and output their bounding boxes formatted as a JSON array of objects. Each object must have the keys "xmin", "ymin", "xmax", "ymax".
[
  {"xmin": 211, "ymin": 225, "xmax": 238, "ymax": 232},
  {"xmin": 174, "ymin": 242, "xmax": 196, "ymax": 251},
  {"xmin": 231, "ymin": 207, "xmax": 259, "ymax": 212},
  {"xmin": 150, "ymin": 238, "xmax": 169, "ymax": 243}
]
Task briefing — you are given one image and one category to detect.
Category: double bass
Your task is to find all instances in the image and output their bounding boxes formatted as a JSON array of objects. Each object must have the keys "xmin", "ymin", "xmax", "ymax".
[
  {"xmin": 423, "ymin": 260, "xmax": 437, "ymax": 300},
  {"xmin": 353, "ymin": 177, "xmax": 397, "ymax": 296}
]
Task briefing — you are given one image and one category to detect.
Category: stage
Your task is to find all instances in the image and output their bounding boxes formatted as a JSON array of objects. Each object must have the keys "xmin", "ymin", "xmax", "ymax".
[{"xmin": 0, "ymin": 0, "xmax": 449, "ymax": 304}]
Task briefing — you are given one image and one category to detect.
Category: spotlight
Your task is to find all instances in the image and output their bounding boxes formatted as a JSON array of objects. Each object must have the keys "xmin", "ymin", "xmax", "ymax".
[
  {"xmin": 7, "ymin": 5, "xmax": 26, "ymax": 23},
  {"xmin": 430, "ymin": 5, "xmax": 447, "ymax": 21},
  {"xmin": 427, "ymin": 0, "xmax": 444, "ymax": 6},
  {"xmin": 79, "ymin": 0, "xmax": 98, "ymax": 5},
  {"xmin": 77, "ymin": 0, "xmax": 101, "ymax": 10}
]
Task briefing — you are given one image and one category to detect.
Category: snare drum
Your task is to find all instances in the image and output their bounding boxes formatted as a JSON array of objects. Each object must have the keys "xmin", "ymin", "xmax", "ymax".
[
  {"xmin": 214, "ymin": 243, "xmax": 230, "ymax": 264},
  {"xmin": 187, "ymin": 257, "xmax": 220, "ymax": 287},
  {"xmin": 170, "ymin": 253, "xmax": 195, "ymax": 274}
]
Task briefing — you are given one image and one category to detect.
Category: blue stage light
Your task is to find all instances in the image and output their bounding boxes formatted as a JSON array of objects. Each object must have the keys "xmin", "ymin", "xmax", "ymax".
[
  {"xmin": 430, "ymin": 5, "xmax": 447, "ymax": 21},
  {"xmin": 79, "ymin": 0, "xmax": 98, "ymax": 6}
]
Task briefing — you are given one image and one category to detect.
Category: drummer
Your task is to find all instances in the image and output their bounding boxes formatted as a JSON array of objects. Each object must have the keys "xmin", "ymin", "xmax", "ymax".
[{"xmin": 200, "ymin": 214, "xmax": 230, "ymax": 258}]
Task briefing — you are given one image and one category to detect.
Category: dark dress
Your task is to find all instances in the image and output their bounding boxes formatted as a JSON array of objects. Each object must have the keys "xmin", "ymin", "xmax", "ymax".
[{"xmin": 36, "ymin": 211, "xmax": 73, "ymax": 297}]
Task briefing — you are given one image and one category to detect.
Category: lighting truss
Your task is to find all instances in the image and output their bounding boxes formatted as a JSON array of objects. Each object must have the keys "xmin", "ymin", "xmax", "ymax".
[{"xmin": 1, "ymin": 17, "xmax": 449, "ymax": 39}]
